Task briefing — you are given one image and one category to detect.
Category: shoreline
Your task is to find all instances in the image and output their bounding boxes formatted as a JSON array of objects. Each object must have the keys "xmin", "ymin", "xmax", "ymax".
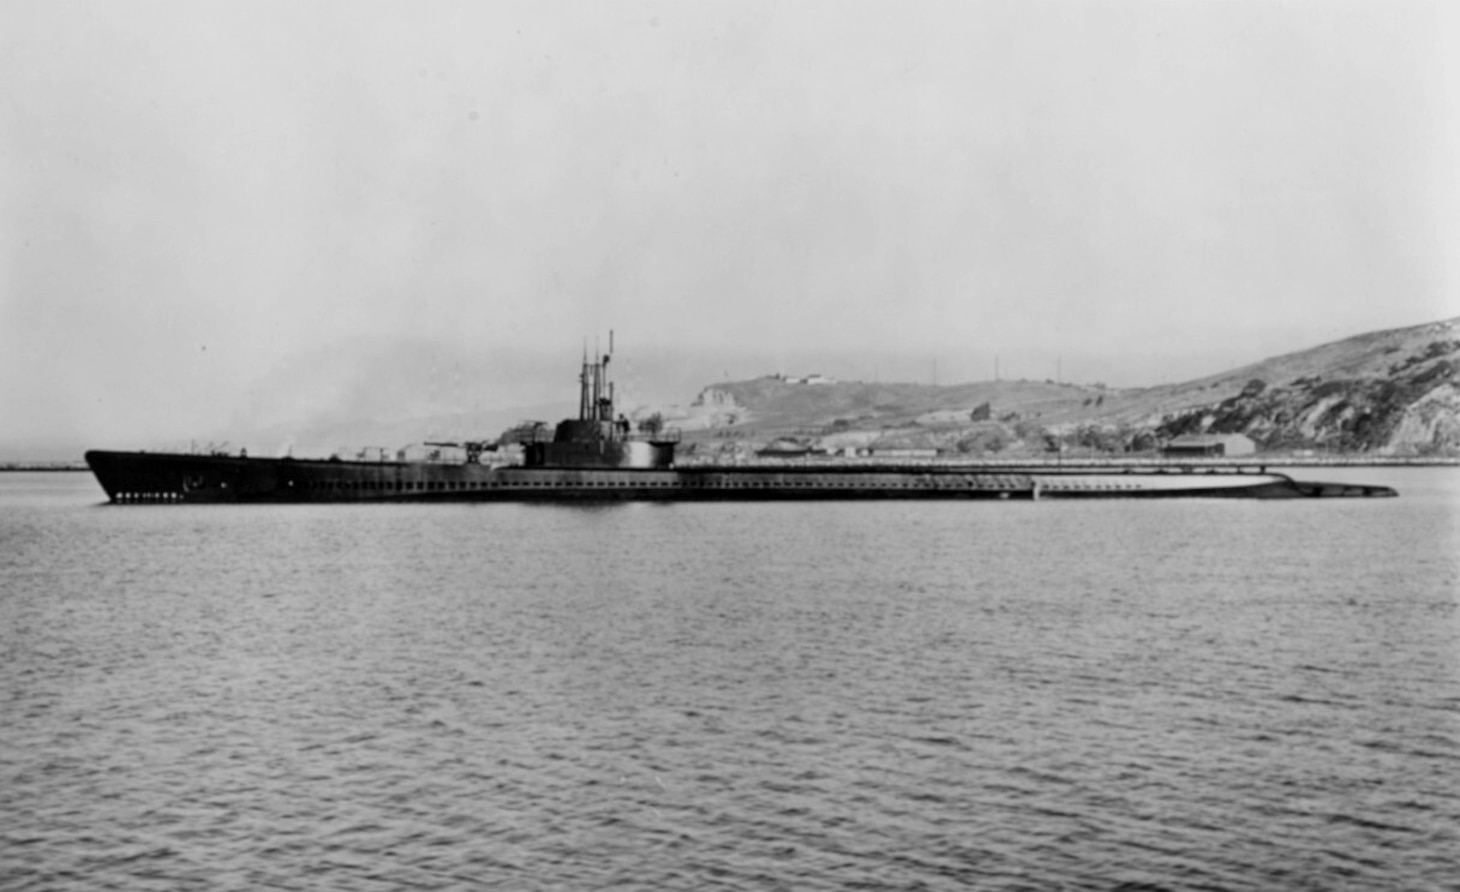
[
  {"xmin": 678, "ymin": 456, "xmax": 1460, "ymax": 469},
  {"xmin": 0, "ymin": 463, "xmax": 92, "ymax": 472}
]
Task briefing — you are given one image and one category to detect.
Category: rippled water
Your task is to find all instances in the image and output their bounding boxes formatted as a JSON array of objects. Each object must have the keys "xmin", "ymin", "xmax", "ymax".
[{"xmin": 3, "ymin": 469, "xmax": 1458, "ymax": 890}]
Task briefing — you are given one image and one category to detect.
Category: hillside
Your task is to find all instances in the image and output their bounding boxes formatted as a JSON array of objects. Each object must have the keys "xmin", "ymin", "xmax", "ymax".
[
  {"xmin": 40, "ymin": 317, "xmax": 1451, "ymax": 464},
  {"xmin": 662, "ymin": 317, "xmax": 1460, "ymax": 459}
]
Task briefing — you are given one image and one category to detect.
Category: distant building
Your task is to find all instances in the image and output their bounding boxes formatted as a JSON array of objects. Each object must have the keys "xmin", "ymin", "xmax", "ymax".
[
  {"xmin": 757, "ymin": 439, "xmax": 815, "ymax": 458},
  {"xmin": 1163, "ymin": 433, "xmax": 1256, "ymax": 457},
  {"xmin": 869, "ymin": 448, "xmax": 938, "ymax": 459}
]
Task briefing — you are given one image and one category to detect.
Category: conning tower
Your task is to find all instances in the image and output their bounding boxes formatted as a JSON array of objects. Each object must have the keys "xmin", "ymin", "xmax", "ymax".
[{"xmin": 522, "ymin": 335, "xmax": 678, "ymax": 469}]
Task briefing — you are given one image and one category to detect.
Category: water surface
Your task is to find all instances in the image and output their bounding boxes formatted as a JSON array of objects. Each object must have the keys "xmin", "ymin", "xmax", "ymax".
[{"xmin": 2, "ymin": 469, "xmax": 1457, "ymax": 890}]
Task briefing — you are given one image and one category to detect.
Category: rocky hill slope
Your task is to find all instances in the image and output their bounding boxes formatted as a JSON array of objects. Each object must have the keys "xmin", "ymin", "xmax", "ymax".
[{"xmin": 663, "ymin": 317, "xmax": 1460, "ymax": 458}]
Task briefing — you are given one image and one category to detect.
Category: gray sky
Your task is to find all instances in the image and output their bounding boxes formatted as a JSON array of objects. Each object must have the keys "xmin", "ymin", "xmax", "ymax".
[{"xmin": 3, "ymin": 0, "xmax": 1457, "ymax": 450}]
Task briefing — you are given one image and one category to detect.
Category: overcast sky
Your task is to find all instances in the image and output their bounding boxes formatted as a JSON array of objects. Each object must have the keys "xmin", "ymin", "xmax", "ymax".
[{"xmin": 3, "ymin": 0, "xmax": 1457, "ymax": 450}]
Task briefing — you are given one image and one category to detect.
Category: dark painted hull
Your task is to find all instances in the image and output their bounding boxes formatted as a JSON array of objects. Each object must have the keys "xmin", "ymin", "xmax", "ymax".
[{"xmin": 84, "ymin": 450, "xmax": 1398, "ymax": 503}]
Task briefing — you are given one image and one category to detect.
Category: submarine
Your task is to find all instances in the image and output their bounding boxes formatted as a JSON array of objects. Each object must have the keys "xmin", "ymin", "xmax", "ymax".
[{"xmin": 85, "ymin": 342, "xmax": 1399, "ymax": 503}]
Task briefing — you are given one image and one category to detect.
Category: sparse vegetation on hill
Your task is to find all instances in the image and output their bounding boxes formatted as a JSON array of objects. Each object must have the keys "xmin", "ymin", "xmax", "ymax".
[
  {"xmin": 1156, "ymin": 342, "xmax": 1459, "ymax": 454},
  {"xmin": 667, "ymin": 318, "xmax": 1460, "ymax": 458}
]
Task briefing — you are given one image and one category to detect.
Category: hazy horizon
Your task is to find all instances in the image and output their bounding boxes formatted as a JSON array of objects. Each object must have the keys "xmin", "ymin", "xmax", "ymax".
[
  {"xmin": 5, "ymin": 314, "xmax": 1457, "ymax": 462},
  {"xmin": 4, "ymin": 1, "xmax": 1457, "ymax": 456}
]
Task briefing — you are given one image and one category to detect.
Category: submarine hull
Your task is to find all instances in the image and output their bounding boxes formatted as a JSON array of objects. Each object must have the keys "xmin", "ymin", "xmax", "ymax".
[{"xmin": 83, "ymin": 451, "xmax": 1398, "ymax": 503}]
